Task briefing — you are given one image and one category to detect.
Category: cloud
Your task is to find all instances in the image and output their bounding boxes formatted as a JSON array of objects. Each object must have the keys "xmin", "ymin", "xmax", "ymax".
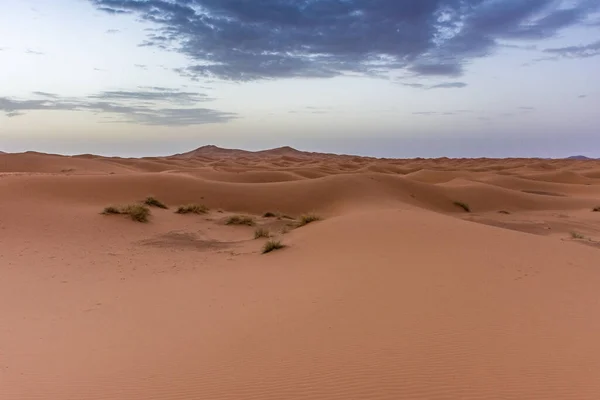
[
  {"xmin": 106, "ymin": 29, "xmax": 121, "ymax": 34},
  {"xmin": 518, "ymin": 106, "xmax": 536, "ymax": 111},
  {"xmin": 89, "ymin": 0, "xmax": 600, "ymax": 81},
  {"xmin": 429, "ymin": 82, "xmax": 468, "ymax": 89},
  {"xmin": 134, "ymin": 64, "xmax": 148, "ymax": 70},
  {"xmin": 578, "ymin": 94, "xmax": 588, "ymax": 98},
  {"xmin": 32, "ymin": 91, "xmax": 60, "ymax": 98},
  {"xmin": 0, "ymin": 88, "xmax": 235, "ymax": 126},
  {"xmin": 402, "ymin": 81, "xmax": 467, "ymax": 89},
  {"xmin": 25, "ymin": 49, "xmax": 44, "ymax": 55},
  {"xmin": 543, "ymin": 39, "xmax": 600, "ymax": 58}
]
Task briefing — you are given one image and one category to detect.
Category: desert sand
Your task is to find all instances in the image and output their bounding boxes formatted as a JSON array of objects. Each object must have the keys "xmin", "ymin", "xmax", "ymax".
[{"xmin": 2, "ymin": 145, "xmax": 600, "ymax": 399}]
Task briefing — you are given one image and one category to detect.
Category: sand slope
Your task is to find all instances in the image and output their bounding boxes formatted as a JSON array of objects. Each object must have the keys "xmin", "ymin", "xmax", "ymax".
[{"xmin": 2, "ymin": 147, "xmax": 600, "ymax": 399}]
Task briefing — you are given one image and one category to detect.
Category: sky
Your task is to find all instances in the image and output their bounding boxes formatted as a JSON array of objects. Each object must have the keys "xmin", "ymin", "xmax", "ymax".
[{"xmin": 1, "ymin": 0, "xmax": 599, "ymax": 158}]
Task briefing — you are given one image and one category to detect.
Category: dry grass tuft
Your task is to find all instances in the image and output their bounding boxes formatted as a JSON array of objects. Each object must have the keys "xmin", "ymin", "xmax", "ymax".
[
  {"xmin": 226, "ymin": 215, "xmax": 256, "ymax": 226},
  {"xmin": 144, "ymin": 196, "xmax": 168, "ymax": 209},
  {"xmin": 103, "ymin": 204, "xmax": 150, "ymax": 222},
  {"xmin": 254, "ymin": 227, "xmax": 271, "ymax": 239},
  {"xmin": 296, "ymin": 214, "xmax": 321, "ymax": 227},
  {"xmin": 176, "ymin": 204, "xmax": 209, "ymax": 214},
  {"xmin": 262, "ymin": 240, "xmax": 285, "ymax": 254}
]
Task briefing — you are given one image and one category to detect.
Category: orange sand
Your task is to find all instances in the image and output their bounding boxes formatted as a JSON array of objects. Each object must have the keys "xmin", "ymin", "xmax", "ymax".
[{"xmin": 2, "ymin": 146, "xmax": 600, "ymax": 399}]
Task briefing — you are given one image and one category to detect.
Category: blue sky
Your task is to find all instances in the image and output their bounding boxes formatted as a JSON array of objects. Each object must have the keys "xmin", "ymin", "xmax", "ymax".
[{"xmin": 1, "ymin": 0, "xmax": 599, "ymax": 158}]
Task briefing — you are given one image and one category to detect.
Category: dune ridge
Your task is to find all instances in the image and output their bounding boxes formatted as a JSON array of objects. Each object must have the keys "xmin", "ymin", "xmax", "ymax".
[{"xmin": 2, "ymin": 146, "xmax": 600, "ymax": 399}]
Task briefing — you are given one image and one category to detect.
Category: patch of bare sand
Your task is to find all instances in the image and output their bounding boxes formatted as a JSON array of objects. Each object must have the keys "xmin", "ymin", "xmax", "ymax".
[{"xmin": 2, "ymin": 147, "xmax": 600, "ymax": 399}]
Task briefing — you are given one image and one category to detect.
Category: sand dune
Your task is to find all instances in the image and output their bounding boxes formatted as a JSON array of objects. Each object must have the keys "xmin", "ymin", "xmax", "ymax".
[{"xmin": 2, "ymin": 146, "xmax": 600, "ymax": 399}]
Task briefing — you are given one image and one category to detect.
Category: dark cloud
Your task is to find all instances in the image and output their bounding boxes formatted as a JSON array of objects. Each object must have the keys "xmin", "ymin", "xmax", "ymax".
[
  {"xmin": 0, "ymin": 88, "xmax": 235, "ymax": 126},
  {"xmin": 543, "ymin": 39, "xmax": 600, "ymax": 58},
  {"xmin": 89, "ymin": 0, "xmax": 599, "ymax": 81}
]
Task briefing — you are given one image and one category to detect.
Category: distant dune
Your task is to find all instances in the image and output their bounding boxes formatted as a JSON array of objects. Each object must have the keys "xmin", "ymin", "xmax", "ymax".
[{"xmin": 2, "ymin": 145, "xmax": 600, "ymax": 400}]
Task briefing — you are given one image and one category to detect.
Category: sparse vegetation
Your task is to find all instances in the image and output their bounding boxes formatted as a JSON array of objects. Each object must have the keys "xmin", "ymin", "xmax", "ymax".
[
  {"xmin": 571, "ymin": 231, "xmax": 586, "ymax": 240},
  {"xmin": 593, "ymin": 206, "xmax": 600, "ymax": 212},
  {"xmin": 122, "ymin": 204, "xmax": 151, "ymax": 222},
  {"xmin": 102, "ymin": 206, "xmax": 121, "ymax": 215},
  {"xmin": 498, "ymin": 210, "xmax": 511, "ymax": 215},
  {"xmin": 226, "ymin": 215, "xmax": 256, "ymax": 226},
  {"xmin": 281, "ymin": 215, "xmax": 295, "ymax": 220},
  {"xmin": 254, "ymin": 227, "xmax": 271, "ymax": 239},
  {"xmin": 453, "ymin": 201, "xmax": 471, "ymax": 213},
  {"xmin": 102, "ymin": 204, "xmax": 150, "ymax": 222},
  {"xmin": 263, "ymin": 211, "xmax": 278, "ymax": 218},
  {"xmin": 297, "ymin": 214, "xmax": 322, "ymax": 227},
  {"xmin": 176, "ymin": 204, "xmax": 209, "ymax": 214},
  {"xmin": 262, "ymin": 239, "xmax": 285, "ymax": 254},
  {"xmin": 144, "ymin": 196, "xmax": 168, "ymax": 209}
]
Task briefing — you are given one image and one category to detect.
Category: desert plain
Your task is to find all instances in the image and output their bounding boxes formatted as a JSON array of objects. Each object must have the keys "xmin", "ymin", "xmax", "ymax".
[{"xmin": 2, "ymin": 145, "xmax": 600, "ymax": 399}]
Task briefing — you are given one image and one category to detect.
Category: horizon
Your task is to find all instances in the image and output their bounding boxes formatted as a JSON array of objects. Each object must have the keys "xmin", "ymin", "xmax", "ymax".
[{"xmin": 1, "ymin": 0, "xmax": 599, "ymax": 158}]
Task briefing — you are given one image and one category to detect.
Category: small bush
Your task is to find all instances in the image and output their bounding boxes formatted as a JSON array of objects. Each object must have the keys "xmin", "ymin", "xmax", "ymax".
[
  {"xmin": 226, "ymin": 215, "xmax": 255, "ymax": 226},
  {"xmin": 571, "ymin": 232, "xmax": 585, "ymax": 240},
  {"xmin": 254, "ymin": 227, "xmax": 271, "ymax": 239},
  {"xmin": 297, "ymin": 214, "xmax": 321, "ymax": 227},
  {"xmin": 453, "ymin": 201, "xmax": 471, "ymax": 213},
  {"xmin": 498, "ymin": 210, "xmax": 511, "ymax": 215},
  {"xmin": 263, "ymin": 211, "xmax": 278, "ymax": 218},
  {"xmin": 144, "ymin": 196, "xmax": 168, "ymax": 209},
  {"xmin": 122, "ymin": 204, "xmax": 151, "ymax": 222},
  {"xmin": 262, "ymin": 240, "xmax": 285, "ymax": 254},
  {"xmin": 102, "ymin": 206, "xmax": 121, "ymax": 215},
  {"xmin": 593, "ymin": 207, "xmax": 600, "ymax": 212},
  {"xmin": 176, "ymin": 204, "xmax": 209, "ymax": 214}
]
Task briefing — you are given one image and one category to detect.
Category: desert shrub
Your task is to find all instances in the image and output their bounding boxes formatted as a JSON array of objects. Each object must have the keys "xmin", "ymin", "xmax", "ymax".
[
  {"xmin": 122, "ymin": 204, "xmax": 151, "ymax": 222},
  {"xmin": 263, "ymin": 211, "xmax": 278, "ymax": 218},
  {"xmin": 144, "ymin": 196, "xmax": 168, "ymax": 209},
  {"xmin": 453, "ymin": 201, "xmax": 471, "ymax": 213},
  {"xmin": 176, "ymin": 204, "xmax": 209, "ymax": 214},
  {"xmin": 297, "ymin": 214, "xmax": 321, "ymax": 227},
  {"xmin": 254, "ymin": 227, "xmax": 271, "ymax": 239},
  {"xmin": 262, "ymin": 240, "xmax": 285, "ymax": 254},
  {"xmin": 226, "ymin": 215, "xmax": 255, "ymax": 226},
  {"xmin": 593, "ymin": 206, "xmax": 600, "ymax": 212},
  {"xmin": 498, "ymin": 210, "xmax": 511, "ymax": 215},
  {"xmin": 571, "ymin": 232, "xmax": 585, "ymax": 239},
  {"xmin": 102, "ymin": 206, "xmax": 121, "ymax": 215}
]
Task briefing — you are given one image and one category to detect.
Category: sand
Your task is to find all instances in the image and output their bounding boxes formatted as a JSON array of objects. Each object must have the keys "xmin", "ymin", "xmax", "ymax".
[{"xmin": 2, "ymin": 146, "xmax": 600, "ymax": 399}]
